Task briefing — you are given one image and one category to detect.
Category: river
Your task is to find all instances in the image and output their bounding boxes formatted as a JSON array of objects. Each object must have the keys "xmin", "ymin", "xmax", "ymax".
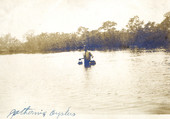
[{"xmin": 0, "ymin": 50, "xmax": 170, "ymax": 119}]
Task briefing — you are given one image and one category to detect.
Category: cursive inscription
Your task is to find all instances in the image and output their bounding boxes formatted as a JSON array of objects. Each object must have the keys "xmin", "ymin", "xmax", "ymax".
[
  {"xmin": 7, "ymin": 106, "xmax": 76, "ymax": 119},
  {"xmin": 49, "ymin": 107, "xmax": 76, "ymax": 119}
]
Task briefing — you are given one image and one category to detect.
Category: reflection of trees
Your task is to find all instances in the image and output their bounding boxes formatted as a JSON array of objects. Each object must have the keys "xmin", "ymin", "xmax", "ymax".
[{"xmin": 0, "ymin": 12, "xmax": 170, "ymax": 54}]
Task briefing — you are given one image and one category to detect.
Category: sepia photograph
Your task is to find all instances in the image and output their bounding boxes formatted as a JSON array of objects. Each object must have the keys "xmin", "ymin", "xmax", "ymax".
[{"xmin": 0, "ymin": 0, "xmax": 170, "ymax": 119}]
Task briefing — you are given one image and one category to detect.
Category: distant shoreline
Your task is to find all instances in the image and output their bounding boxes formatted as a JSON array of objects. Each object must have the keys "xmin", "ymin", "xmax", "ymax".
[
  {"xmin": 0, "ymin": 14, "xmax": 169, "ymax": 55},
  {"xmin": 0, "ymin": 48, "xmax": 169, "ymax": 55}
]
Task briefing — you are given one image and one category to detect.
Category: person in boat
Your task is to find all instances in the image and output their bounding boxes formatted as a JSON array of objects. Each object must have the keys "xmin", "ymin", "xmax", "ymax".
[{"xmin": 84, "ymin": 46, "xmax": 93, "ymax": 66}]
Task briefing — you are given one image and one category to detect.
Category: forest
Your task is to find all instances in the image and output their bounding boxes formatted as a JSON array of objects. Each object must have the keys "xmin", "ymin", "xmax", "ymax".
[{"xmin": 0, "ymin": 12, "xmax": 170, "ymax": 54}]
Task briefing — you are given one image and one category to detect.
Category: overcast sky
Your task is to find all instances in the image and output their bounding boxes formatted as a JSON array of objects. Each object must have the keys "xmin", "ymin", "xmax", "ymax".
[{"xmin": 0, "ymin": 0, "xmax": 170, "ymax": 40}]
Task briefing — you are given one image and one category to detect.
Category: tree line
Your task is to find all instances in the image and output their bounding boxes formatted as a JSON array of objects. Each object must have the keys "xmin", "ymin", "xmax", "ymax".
[{"xmin": 0, "ymin": 12, "xmax": 170, "ymax": 54}]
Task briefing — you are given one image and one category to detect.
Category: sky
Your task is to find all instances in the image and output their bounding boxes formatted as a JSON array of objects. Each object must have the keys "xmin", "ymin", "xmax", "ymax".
[{"xmin": 0, "ymin": 0, "xmax": 170, "ymax": 40}]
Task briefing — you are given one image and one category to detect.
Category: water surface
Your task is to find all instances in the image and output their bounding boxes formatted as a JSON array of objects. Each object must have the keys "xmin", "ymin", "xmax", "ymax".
[{"xmin": 0, "ymin": 50, "xmax": 170, "ymax": 118}]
